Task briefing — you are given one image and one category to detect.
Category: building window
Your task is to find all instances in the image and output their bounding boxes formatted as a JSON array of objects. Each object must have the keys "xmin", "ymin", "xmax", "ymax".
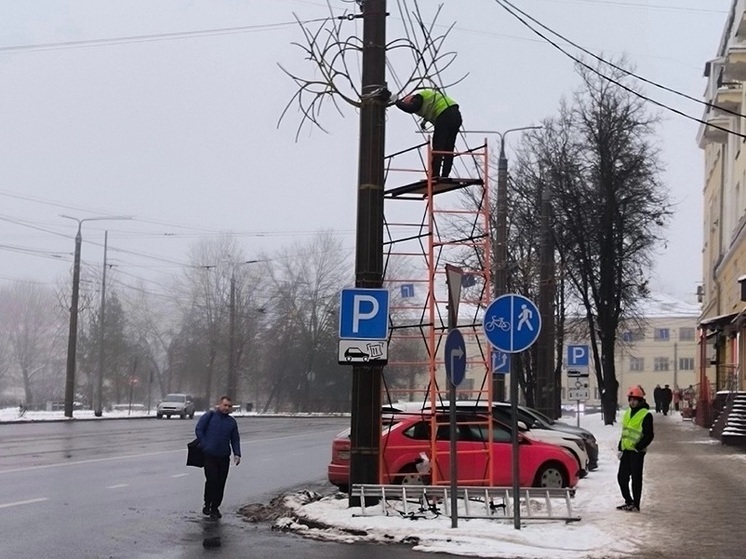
[
  {"xmin": 679, "ymin": 357, "xmax": 695, "ymax": 371},
  {"xmin": 622, "ymin": 330, "xmax": 645, "ymax": 342},
  {"xmin": 654, "ymin": 328, "xmax": 670, "ymax": 341},
  {"xmin": 654, "ymin": 357, "xmax": 670, "ymax": 371},
  {"xmin": 629, "ymin": 357, "xmax": 644, "ymax": 371},
  {"xmin": 679, "ymin": 327, "xmax": 695, "ymax": 341}
]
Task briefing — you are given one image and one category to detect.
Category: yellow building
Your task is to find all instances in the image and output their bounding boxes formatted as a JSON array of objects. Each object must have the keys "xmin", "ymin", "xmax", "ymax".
[{"xmin": 697, "ymin": 0, "xmax": 746, "ymax": 426}]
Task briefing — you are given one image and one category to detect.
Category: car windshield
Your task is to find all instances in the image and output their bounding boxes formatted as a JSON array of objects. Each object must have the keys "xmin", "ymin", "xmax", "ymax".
[
  {"xmin": 163, "ymin": 394, "xmax": 185, "ymax": 402},
  {"xmin": 528, "ymin": 407, "xmax": 555, "ymax": 425}
]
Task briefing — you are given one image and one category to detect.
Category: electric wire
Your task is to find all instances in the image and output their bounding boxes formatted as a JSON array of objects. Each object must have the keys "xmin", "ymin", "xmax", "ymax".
[
  {"xmin": 492, "ymin": 0, "xmax": 746, "ymax": 141},
  {"xmin": 498, "ymin": 0, "xmax": 746, "ymax": 121},
  {"xmin": 0, "ymin": 18, "xmax": 334, "ymax": 54}
]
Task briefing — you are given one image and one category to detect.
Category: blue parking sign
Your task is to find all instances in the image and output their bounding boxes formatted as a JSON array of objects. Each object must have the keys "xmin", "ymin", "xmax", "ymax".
[
  {"xmin": 567, "ymin": 345, "xmax": 589, "ymax": 367},
  {"xmin": 339, "ymin": 288, "xmax": 389, "ymax": 340}
]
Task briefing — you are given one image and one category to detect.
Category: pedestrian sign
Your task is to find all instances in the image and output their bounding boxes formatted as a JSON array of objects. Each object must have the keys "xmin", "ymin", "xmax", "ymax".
[
  {"xmin": 483, "ymin": 294, "xmax": 541, "ymax": 353},
  {"xmin": 339, "ymin": 288, "xmax": 389, "ymax": 340}
]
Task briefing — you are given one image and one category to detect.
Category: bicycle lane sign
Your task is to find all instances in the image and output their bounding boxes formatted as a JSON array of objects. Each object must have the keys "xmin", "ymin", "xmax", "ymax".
[{"xmin": 483, "ymin": 294, "xmax": 541, "ymax": 353}]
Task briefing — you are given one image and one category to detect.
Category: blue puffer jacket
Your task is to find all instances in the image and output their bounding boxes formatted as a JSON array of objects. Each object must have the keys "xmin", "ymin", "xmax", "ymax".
[{"xmin": 195, "ymin": 411, "xmax": 241, "ymax": 458}]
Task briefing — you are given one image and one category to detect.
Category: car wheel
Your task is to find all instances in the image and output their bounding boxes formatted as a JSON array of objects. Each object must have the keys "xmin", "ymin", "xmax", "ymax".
[
  {"xmin": 396, "ymin": 464, "xmax": 427, "ymax": 486},
  {"xmin": 180, "ymin": 411, "xmax": 186, "ymax": 419},
  {"xmin": 189, "ymin": 412, "xmax": 195, "ymax": 419},
  {"xmin": 346, "ymin": 356, "xmax": 352, "ymax": 362},
  {"xmin": 534, "ymin": 461, "xmax": 568, "ymax": 488},
  {"xmin": 156, "ymin": 413, "xmax": 163, "ymax": 419}
]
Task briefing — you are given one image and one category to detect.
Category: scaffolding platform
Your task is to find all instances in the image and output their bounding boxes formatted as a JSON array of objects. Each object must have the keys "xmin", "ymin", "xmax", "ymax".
[{"xmin": 384, "ymin": 177, "xmax": 483, "ymax": 199}]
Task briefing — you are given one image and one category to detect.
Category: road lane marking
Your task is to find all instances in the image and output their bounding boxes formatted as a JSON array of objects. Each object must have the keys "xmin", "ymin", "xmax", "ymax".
[
  {"xmin": 170, "ymin": 473, "xmax": 189, "ymax": 478},
  {"xmin": 106, "ymin": 484, "xmax": 130, "ymax": 489},
  {"xmin": 0, "ymin": 428, "xmax": 344, "ymax": 475},
  {"xmin": 0, "ymin": 498, "xmax": 49, "ymax": 509}
]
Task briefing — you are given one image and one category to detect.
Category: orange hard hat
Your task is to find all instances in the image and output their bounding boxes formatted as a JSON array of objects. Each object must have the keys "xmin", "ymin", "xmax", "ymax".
[{"xmin": 627, "ymin": 386, "xmax": 645, "ymax": 399}]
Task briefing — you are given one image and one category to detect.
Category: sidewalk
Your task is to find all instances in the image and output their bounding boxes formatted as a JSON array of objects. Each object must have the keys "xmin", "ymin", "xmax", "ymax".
[{"xmin": 628, "ymin": 412, "xmax": 746, "ymax": 559}]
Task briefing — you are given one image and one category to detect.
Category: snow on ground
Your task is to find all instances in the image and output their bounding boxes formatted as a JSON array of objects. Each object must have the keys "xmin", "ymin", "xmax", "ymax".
[
  {"xmin": 0, "ymin": 407, "xmax": 331, "ymax": 423},
  {"xmin": 279, "ymin": 412, "xmax": 656, "ymax": 559}
]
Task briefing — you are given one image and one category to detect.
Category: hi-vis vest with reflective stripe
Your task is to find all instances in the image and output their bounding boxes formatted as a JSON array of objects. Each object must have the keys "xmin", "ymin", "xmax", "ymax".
[
  {"xmin": 621, "ymin": 407, "xmax": 649, "ymax": 451},
  {"xmin": 417, "ymin": 90, "xmax": 456, "ymax": 124}
]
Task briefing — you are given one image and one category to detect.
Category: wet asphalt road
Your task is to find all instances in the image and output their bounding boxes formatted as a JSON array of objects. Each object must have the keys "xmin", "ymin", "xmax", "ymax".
[{"xmin": 0, "ymin": 416, "xmax": 462, "ymax": 559}]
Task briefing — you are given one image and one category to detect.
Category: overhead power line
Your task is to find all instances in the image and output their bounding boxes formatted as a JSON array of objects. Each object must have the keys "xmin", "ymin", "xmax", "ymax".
[
  {"xmin": 0, "ymin": 17, "xmax": 333, "ymax": 54},
  {"xmin": 493, "ymin": 0, "xmax": 746, "ymax": 141},
  {"xmin": 498, "ymin": 0, "xmax": 746, "ymax": 121}
]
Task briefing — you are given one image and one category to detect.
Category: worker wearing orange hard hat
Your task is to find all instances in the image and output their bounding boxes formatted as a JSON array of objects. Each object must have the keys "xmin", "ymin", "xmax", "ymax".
[{"xmin": 616, "ymin": 386, "xmax": 654, "ymax": 512}]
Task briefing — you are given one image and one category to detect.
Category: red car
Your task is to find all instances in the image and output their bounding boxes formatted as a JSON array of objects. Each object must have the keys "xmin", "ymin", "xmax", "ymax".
[{"xmin": 328, "ymin": 412, "xmax": 580, "ymax": 492}]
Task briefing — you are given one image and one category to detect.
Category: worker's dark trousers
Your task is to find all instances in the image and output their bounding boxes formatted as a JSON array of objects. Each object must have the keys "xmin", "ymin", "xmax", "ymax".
[
  {"xmin": 617, "ymin": 450, "xmax": 646, "ymax": 508},
  {"xmin": 432, "ymin": 105, "xmax": 462, "ymax": 178},
  {"xmin": 203, "ymin": 454, "xmax": 230, "ymax": 509}
]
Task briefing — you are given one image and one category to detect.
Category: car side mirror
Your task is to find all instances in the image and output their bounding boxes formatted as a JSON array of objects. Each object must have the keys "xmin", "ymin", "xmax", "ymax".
[{"xmin": 517, "ymin": 421, "xmax": 528, "ymax": 430}]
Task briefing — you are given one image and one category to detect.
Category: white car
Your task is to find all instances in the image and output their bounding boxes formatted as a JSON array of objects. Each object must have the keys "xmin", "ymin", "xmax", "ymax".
[{"xmin": 518, "ymin": 425, "xmax": 589, "ymax": 476}]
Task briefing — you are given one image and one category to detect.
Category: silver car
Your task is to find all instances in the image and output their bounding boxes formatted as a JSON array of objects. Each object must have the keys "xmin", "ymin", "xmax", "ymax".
[{"xmin": 156, "ymin": 393, "xmax": 195, "ymax": 419}]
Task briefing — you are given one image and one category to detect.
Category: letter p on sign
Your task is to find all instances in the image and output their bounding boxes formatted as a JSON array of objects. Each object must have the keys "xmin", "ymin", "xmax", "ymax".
[
  {"xmin": 339, "ymin": 288, "xmax": 390, "ymax": 340},
  {"xmin": 352, "ymin": 295, "xmax": 378, "ymax": 333}
]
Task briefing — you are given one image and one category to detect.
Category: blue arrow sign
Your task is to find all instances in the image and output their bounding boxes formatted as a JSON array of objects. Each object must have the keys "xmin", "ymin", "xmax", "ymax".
[
  {"xmin": 491, "ymin": 349, "xmax": 510, "ymax": 375},
  {"xmin": 444, "ymin": 329, "xmax": 467, "ymax": 387},
  {"xmin": 483, "ymin": 294, "xmax": 541, "ymax": 353}
]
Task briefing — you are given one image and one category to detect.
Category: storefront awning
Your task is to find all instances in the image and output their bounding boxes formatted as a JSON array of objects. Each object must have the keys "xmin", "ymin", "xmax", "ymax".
[{"xmin": 698, "ymin": 311, "xmax": 739, "ymax": 330}]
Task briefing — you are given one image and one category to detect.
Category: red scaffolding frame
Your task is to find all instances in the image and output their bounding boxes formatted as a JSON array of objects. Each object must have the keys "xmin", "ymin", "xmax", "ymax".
[{"xmin": 379, "ymin": 140, "xmax": 495, "ymax": 485}]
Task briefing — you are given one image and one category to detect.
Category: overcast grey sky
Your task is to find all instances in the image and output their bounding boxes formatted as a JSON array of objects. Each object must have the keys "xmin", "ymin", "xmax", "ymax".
[{"xmin": 0, "ymin": 0, "xmax": 732, "ymax": 303}]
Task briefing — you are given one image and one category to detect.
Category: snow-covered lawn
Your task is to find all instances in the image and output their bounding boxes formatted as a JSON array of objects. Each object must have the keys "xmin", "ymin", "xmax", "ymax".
[{"xmin": 278, "ymin": 412, "xmax": 678, "ymax": 558}]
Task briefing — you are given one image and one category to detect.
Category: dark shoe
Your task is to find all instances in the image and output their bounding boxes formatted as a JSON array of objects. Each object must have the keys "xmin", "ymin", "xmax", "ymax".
[
  {"xmin": 210, "ymin": 508, "xmax": 222, "ymax": 519},
  {"xmin": 625, "ymin": 505, "xmax": 640, "ymax": 513},
  {"xmin": 616, "ymin": 503, "xmax": 633, "ymax": 510},
  {"xmin": 202, "ymin": 504, "xmax": 211, "ymax": 516}
]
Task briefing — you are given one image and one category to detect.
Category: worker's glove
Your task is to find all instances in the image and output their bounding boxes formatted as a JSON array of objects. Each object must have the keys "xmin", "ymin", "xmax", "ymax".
[{"xmin": 379, "ymin": 87, "xmax": 396, "ymax": 105}]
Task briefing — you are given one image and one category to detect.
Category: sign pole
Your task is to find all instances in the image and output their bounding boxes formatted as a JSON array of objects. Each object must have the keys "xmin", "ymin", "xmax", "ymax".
[
  {"xmin": 577, "ymin": 399, "xmax": 581, "ymax": 428},
  {"xmin": 445, "ymin": 265, "xmax": 463, "ymax": 529},
  {"xmin": 510, "ymin": 357, "xmax": 520, "ymax": 530}
]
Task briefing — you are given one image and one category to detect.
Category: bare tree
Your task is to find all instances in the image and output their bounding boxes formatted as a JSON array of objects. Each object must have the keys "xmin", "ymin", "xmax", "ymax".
[
  {"xmin": 171, "ymin": 236, "xmax": 248, "ymax": 405},
  {"xmin": 512, "ymin": 58, "xmax": 671, "ymax": 424},
  {"xmin": 261, "ymin": 231, "xmax": 350, "ymax": 412},
  {"xmin": 278, "ymin": 2, "xmax": 463, "ymax": 138},
  {"xmin": 0, "ymin": 282, "xmax": 61, "ymax": 405}
]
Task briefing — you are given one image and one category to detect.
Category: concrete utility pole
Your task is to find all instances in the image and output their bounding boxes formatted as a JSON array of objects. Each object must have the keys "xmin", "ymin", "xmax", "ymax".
[
  {"xmin": 465, "ymin": 127, "xmax": 541, "ymax": 401},
  {"xmin": 349, "ymin": 0, "xmax": 387, "ymax": 506},
  {"xmin": 61, "ymin": 215, "xmax": 131, "ymax": 418},
  {"xmin": 94, "ymin": 231, "xmax": 108, "ymax": 417},
  {"xmin": 227, "ymin": 260, "xmax": 259, "ymax": 402},
  {"xmin": 536, "ymin": 185, "xmax": 556, "ymax": 418}
]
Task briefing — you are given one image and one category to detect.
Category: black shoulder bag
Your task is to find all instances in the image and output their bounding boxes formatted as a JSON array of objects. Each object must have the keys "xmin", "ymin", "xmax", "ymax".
[{"xmin": 186, "ymin": 411, "xmax": 213, "ymax": 468}]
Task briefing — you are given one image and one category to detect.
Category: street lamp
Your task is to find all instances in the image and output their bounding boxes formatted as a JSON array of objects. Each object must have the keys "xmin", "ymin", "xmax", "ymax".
[
  {"xmin": 61, "ymin": 215, "xmax": 132, "ymax": 418},
  {"xmin": 462, "ymin": 126, "xmax": 543, "ymax": 530}
]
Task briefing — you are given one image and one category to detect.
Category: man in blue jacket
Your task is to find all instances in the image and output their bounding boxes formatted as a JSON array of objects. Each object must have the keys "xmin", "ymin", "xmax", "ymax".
[{"xmin": 195, "ymin": 396, "xmax": 241, "ymax": 519}]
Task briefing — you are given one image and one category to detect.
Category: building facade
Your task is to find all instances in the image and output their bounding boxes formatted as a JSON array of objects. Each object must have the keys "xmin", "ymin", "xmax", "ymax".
[{"xmin": 698, "ymin": 0, "xmax": 746, "ymax": 426}]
